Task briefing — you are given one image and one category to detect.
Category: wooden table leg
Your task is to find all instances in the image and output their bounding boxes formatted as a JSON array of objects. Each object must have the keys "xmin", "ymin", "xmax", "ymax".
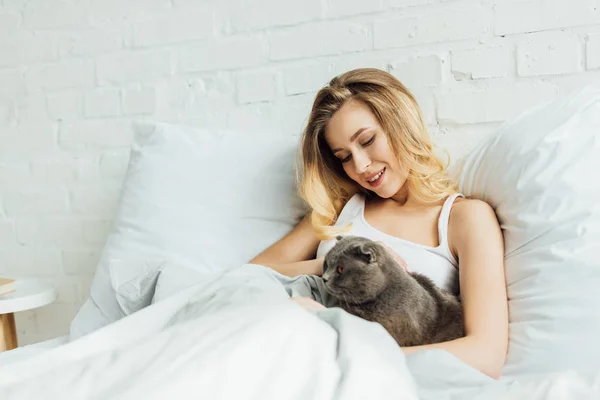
[{"xmin": 0, "ymin": 313, "xmax": 18, "ymax": 351}]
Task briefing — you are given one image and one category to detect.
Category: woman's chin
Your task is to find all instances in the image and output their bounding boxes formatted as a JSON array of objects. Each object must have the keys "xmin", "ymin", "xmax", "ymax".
[{"xmin": 370, "ymin": 182, "xmax": 402, "ymax": 199}]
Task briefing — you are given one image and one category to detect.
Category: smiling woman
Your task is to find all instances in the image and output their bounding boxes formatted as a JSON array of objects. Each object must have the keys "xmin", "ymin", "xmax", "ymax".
[
  {"xmin": 250, "ymin": 68, "xmax": 508, "ymax": 379},
  {"xmin": 325, "ymin": 100, "xmax": 407, "ymax": 196}
]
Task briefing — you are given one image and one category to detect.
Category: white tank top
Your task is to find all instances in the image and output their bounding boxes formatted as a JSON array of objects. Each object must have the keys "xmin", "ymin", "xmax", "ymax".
[{"xmin": 316, "ymin": 193, "xmax": 464, "ymax": 295}]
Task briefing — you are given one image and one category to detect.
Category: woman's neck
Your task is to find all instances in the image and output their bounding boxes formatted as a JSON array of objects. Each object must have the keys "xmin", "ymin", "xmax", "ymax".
[
  {"xmin": 365, "ymin": 186, "xmax": 433, "ymax": 209},
  {"xmin": 390, "ymin": 187, "xmax": 410, "ymax": 205},
  {"xmin": 389, "ymin": 188, "xmax": 437, "ymax": 209}
]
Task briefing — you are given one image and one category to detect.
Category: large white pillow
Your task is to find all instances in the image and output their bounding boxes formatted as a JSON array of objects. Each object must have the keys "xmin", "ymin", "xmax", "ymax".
[
  {"xmin": 451, "ymin": 84, "xmax": 600, "ymax": 378},
  {"xmin": 69, "ymin": 122, "xmax": 307, "ymax": 339}
]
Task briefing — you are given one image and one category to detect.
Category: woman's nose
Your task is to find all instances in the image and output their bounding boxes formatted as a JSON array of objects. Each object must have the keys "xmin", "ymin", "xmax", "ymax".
[{"xmin": 353, "ymin": 151, "xmax": 371, "ymax": 174}]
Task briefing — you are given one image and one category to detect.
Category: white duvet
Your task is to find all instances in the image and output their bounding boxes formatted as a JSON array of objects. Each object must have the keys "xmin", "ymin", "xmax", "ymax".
[{"xmin": 1, "ymin": 264, "xmax": 599, "ymax": 400}]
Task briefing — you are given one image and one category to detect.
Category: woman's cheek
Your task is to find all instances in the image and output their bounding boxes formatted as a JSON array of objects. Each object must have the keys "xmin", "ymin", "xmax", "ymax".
[{"xmin": 343, "ymin": 165, "xmax": 357, "ymax": 181}]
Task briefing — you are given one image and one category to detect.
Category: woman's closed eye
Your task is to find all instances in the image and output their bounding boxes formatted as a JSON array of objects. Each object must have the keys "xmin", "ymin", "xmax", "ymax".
[{"xmin": 340, "ymin": 135, "xmax": 377, "ymax": 163}]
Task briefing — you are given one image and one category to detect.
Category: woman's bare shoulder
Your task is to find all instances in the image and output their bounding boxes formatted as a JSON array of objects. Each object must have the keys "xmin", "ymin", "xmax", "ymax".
[
  {"xmin": 450, "ymin": 197, "xmax": 498, "ymax": 227},
  {"xmin": 452, "ymin": 196, "xmax": 494, "ymax": 213},
  {"xmin": 448, "ymin": 198, "xmax": 501, "ymax": 256}
]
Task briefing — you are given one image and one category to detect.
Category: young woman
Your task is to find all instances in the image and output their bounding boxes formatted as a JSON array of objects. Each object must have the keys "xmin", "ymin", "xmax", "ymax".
[{"xmin": 250, "ymin": 68, "xmax": 508, "ymax": 379}]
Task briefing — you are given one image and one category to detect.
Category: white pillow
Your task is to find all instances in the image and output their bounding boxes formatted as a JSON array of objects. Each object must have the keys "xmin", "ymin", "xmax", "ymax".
[
  {"xmin": 69, "ymin": 122, "xmax": 307, "ymax": 339},
  {"xmin": 451, "ymin": 84, "xmax": 600, "ymax": 378},
  {"xmin": 152, "ymin": 263, "xmax": 205, "ymax": 305}
]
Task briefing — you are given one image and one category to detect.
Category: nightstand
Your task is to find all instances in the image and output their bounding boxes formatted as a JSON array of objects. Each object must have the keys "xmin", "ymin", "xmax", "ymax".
[{"xmin": 0, "ymin": 278, "xmax": 57, "ymax": 352}]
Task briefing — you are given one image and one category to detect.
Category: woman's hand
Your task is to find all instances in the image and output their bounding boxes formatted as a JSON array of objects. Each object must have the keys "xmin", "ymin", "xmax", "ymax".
[
  {"xmin": 376, "ymin": 241, "xmax": 409, "ymax": 272},
  {"xmin": 290, "ymin": 296, "xmax": 326, "ymax": 311}
]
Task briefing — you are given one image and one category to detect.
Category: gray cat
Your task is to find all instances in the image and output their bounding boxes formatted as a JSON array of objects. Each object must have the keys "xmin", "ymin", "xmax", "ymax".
[{"xmin": 322, "ymin": 235, "xmax": 465, "ymax": 347}]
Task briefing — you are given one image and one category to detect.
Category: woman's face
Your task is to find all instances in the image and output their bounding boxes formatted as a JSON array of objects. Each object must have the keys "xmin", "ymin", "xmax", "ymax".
[{"xmin": 324, "ymin": 99, "xmax": 408, "ymax": 199}]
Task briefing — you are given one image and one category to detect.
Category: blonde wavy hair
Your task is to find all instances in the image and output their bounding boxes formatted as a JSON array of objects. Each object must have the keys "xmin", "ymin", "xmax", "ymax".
[{"xmin": 297, "ymin": 68, "xmax": 458, "ymax": 240}]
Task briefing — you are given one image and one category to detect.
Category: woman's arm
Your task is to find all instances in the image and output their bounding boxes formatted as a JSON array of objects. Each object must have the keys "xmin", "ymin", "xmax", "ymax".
[
  {"xmin": 254, "ymin": 257, "xmax": 324, "ymax": 277},
  {"xmin": 249, "ymin": 213, "xmax": 324, "ymax": 276},
  {"xmin": 403, "ymin": 199, "xmax": 509, "ymax": 379}
]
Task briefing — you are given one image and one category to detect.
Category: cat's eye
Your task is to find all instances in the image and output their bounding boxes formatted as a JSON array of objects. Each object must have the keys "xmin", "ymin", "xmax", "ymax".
[{"xmin": 337, "ymin": 266, "xmax": 344, "ymax": 274}]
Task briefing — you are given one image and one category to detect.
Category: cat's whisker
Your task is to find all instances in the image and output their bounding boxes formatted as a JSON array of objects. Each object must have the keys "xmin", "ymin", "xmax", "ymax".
[{"xmin": 343, "ymin": 293, "xmax": 351, "ymax": 308}]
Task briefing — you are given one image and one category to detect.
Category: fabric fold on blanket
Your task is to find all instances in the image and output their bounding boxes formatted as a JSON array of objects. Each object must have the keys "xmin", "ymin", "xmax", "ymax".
[
  {"xmin": 2, "ymin": 263, "xmax": 599, "ymax": 399},
  {"xmin": 0, "ymin": 264, "xmax": 418, "ymax": 400}
]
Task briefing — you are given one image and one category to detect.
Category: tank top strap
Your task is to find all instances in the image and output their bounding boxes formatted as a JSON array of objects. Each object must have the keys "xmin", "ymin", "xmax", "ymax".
[
  {"xmin": 437, "ymin": 193, "xmax": 465, "ymax": 248},
  {"xmin": 335, "ymin": 193, "xmax": 364, "ymax": 227}
]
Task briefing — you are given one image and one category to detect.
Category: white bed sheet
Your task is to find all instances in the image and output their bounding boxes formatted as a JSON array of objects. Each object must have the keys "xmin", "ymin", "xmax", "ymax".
[
  {"xmin": 0, "ymin": 335, "xmax": 68, "ymax": 365},
  {"xmin": 0, "ymin": 265, "xmax": 419, "ymax": 399},
  {"xmin": 1, "ymin": 265, "xmax": 598, "ymax": 400}
]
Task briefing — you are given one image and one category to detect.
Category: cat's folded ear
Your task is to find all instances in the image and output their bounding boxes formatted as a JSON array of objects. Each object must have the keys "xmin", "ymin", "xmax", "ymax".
[
  {"xmin": 358, "ymin": 243, "xmax": 376, "ymax": 264},
  {"xmin": 336, "ymin": 235, "xmax": 344, "ymax": 241}
]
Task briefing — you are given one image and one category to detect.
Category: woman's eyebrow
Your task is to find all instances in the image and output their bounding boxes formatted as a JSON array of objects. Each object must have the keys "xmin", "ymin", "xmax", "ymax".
[{"xmin": 331, "ymin": 127, "xmax": 371, "ymax": 153}]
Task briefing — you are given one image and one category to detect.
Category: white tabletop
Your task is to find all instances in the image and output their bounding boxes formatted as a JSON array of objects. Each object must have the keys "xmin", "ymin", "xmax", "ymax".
[{"xmin": 0, "ymin": 278, "xmax": 57, "ymax": 314}]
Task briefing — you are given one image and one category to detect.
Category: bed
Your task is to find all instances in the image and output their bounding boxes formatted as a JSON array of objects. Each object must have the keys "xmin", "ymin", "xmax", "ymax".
[
  {"xmin": 1, "ymin": 85, "xmax": 600, "ymax": 399},
  {"xmin": 0, "ymin": 336, "xmax": 67, "ymax": 365}
]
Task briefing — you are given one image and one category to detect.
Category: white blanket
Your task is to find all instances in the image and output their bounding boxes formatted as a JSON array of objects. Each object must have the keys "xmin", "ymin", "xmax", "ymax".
[{"xmin": 1, "ymin": 264, "xmax": 598, "ymax": 399}]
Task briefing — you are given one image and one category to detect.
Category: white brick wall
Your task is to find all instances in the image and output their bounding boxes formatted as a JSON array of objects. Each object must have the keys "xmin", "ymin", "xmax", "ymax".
[
  {"xmin": 588, "ymin": 34, "xmax": 600, "ymax": 69},
  {"xmin": 516, "ymin": 31, "xmax": 582, "ymax": 76},
  {"xmin": 1, "ymin": 0, "xmax": 599, "ymax": 346},
  {"xmin": 374, "ymin": 3, "xmax": 489, "ymax": 49},
  {"xmin": 236, "ymin": 71, "xmax": 278, "ymax": 104},
  {"xmin": 451, "ymin": 46, "xmax": 512, "ymax": 79}
]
